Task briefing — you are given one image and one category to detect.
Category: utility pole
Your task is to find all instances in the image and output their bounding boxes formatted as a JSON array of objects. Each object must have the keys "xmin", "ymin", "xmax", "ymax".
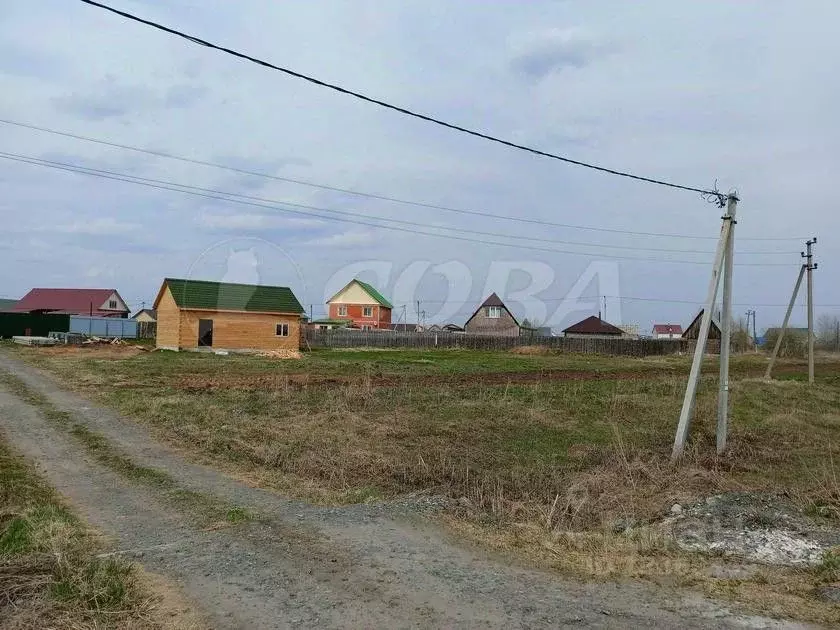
[
  {"xmin": 745, "ymin": 309, "xmax": 757, "ymax": 349},
  {"xmin": 416, "ymin": 300, "xmax": 421, "ymax": 328},
  {"xmin": 673, "ymin": 193, "xmax": 737, "ymax": 460},
  {"xmin": 805, "ymin": 238, "xmax": 817, "ymax": 384},
  {"xmin": 836, "ymin": 319, "xmax": 839, "ymax": 353},
  {"xmin": 716, "ymin": 195, "xmax": 737, "ymax": 455},
  {"xmin": 765, "ymin": 264, "xmax": 806, "ymax": 379},
  {"xmin": 603, "ymin": 295, "xmax": 607, "ymax": 323},
  {"xmin": 309, "ymin": 304, "xmax": 313, "ymax": 322}
]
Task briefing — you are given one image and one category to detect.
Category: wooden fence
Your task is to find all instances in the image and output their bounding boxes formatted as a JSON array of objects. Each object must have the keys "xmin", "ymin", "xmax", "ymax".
[
  {"xmin": 304, "ymin": 329, "xmax": 693, "ymax": 356},
  {"xmin": 137, "ymin": 321, "xmax": 156, "ymax": 339}
]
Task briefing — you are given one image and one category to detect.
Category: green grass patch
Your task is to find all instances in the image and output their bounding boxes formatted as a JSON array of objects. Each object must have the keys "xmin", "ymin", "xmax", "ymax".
[{"xmin": 0, "ymin": 430, "xmax": 146, "ymax": 626}]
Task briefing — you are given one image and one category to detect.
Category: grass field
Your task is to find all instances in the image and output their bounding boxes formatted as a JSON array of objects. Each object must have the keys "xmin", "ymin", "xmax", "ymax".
[
  {"xmin": 0, "ymin": 429, "xmax": 162, "ymax": 629},
  {"xmin": 7, "ymin": 343, "xmax": 840, "ymax": 622}
]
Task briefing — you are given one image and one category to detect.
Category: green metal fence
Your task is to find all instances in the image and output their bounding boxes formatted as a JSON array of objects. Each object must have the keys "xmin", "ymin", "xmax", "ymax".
[{"xmin": 0, "ymin": 313, "xmax": 70, "ymax": 338}]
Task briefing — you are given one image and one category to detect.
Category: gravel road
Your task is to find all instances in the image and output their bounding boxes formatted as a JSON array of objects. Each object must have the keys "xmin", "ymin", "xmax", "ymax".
[{"xmin": 0, "ymin": 353, "xmax": 814, "ymax": 629}]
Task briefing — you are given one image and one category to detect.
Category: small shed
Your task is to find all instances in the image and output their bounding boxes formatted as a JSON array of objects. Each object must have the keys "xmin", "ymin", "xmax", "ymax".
[
  {"xmin": 464, "ymin": 293, "xmax": 520, "ymax": 337},
  {"xmin": 132, "ymin": 309, "xmax": 157, "ymax": 323},
  {"xmin": 153, "ymin": 278, "xmax": 304, "ymax": 351}
]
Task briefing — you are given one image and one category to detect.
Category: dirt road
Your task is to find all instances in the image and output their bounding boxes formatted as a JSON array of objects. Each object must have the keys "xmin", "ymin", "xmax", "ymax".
[{"xmin": 0, "ymin": 353, "xmax": 812, "ymax": 629}]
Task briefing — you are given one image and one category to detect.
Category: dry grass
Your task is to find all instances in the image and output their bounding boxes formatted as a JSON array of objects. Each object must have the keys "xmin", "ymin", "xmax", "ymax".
[
  {"xmin": 509, "ymin": 345, "xmax": 551, "ymax": 355},
  {"xmin": 7, "ymin": 344, "xmax": 840, "ymax": 622},
  {"xmin": 0, "ymin": 431, "xmax": 176, "ymax": 629}
]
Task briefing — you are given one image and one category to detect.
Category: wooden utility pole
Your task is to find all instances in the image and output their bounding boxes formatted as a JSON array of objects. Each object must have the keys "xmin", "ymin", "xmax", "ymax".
[
  {"xmin": 805, "ymin": 238, "xmax": 817, "ymax": 384},
  {"xmin": 672, "ymin": 194, "xmax": 737, "ymax": 460},
  {"xmin": 765, "ymin": 264, "xmax": 806, "ymax": 379}
]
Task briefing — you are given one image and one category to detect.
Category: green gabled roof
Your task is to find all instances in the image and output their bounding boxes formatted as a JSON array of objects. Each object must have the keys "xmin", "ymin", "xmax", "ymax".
[
  {"xmin": 161, "ymin": 278, "xmax": 304, "ymax": 314},
  {"xmin": 0, "ymin": 298, "xmax": 18, "ymax": 311},
  {"xmin": 354, "ymin": 280, "xmax": 393, "ymax": 309}
]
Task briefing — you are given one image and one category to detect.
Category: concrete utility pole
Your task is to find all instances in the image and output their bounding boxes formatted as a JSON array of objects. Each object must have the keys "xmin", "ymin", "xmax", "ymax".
[
  {"xmin": 716, "ymin": 196, "xmax": 737, "ymax": 455},
  {"xmin": 745, "ymin": 309, "xmax": 757, "ymax": 349},
  {"xmin": 672, "ymin": 194, "xmax": 737, "ymax": 460},
  {"xmin": 765, "ymin": 264, "xmax": 806, "ymax": 379},
  {"xmin": 805, "ymin": 238, "xmax": 817, "ymax": 384}
]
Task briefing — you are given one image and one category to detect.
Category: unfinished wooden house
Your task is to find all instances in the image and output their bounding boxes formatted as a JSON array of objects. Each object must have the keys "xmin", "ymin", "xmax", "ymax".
[{"xmin": 153, "ymin": 278, "xmax": 304, "ymax": 351}]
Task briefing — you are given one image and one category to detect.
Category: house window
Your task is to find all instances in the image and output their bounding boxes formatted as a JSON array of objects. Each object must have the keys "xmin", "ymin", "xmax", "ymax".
[
  {"xmin": 276, "ymin": 323, "xmax": 289, "ymax": 337},
  {"xmin": 487, "ymin": 306, "xmax": 501, "ymax": 319},
  {"xmin": 362, "ymin": 306, "xmax": 373, "ymax": 317},
  {"xmin": 337, "ymin": 305, "xmax": 347, "ymax": 316},
  {"xmin": 108, "ymin": 299, "xmax": 117, "ymax": 309},
  {"xmin": 361, "ymin": 325, "xmax": 373, "ymax": 331}
]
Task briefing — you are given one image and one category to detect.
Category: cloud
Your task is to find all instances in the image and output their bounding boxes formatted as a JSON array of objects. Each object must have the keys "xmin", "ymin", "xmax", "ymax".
[
  {"xmin": 509, "ymin": 28, "xmax": 613, "ymax": 80},
  {"xmin": 199, "ymin": 213, "xmax": 323, "ymax": 231},
  {"xmin": 302, "ymin": 230, "xmax": 375, "ymax": 248},
  {"xmin": 164, "ymin": 84, "xmax": 209, "ymax": 108},
  {"xmin": 51, "ymin": 76, "xmax": 209, "ymax": 120},
  {"xmin": 49, "ymin": 217, "xmax": 141, "ymax": 235}
]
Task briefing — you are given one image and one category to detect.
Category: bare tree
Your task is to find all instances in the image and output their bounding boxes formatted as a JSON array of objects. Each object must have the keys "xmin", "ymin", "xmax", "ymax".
[
  {"xmin": 763, "ymin": 326, "xmax": 807, "ymax": 357},
  {"xmin": 730, "ymin": 316, "xmax": 752, "ymax": 352},
  {"xmin": 816, "ymin": 314, "xmax": 840, "ymax": 351}
]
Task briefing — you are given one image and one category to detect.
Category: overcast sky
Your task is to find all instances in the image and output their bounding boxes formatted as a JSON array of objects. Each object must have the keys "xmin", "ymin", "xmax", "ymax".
[{"xmin": 1, "ymin": 0, "xmax": 837, "ymax": 331}]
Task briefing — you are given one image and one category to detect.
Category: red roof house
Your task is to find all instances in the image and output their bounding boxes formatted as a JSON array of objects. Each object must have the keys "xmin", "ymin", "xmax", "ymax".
[
  {"xmin": 562, "ymin": 315, "xmax": 625, "ymax": 338},
  {"xmin": 12, "ymin": 288, "xmax": 130, "ymax": 318},
  {"xmin": 652, "ymin": 323, "xmax": 683, "ymax": 339}
]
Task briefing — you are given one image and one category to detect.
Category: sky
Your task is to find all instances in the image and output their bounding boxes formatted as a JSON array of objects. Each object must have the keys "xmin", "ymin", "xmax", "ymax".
[{"xmin": 1, "ymin": 0, "xmax": 837, "ymax": 332}]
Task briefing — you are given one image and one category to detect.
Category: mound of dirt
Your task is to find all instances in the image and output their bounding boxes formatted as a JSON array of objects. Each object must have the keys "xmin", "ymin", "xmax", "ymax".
[{"xmin": 669, "ymin": 492, "xmax": 840, "ymax": 567}]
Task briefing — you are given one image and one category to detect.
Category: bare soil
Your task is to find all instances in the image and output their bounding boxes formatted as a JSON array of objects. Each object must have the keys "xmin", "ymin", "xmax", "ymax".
[{"xmin": 0, "ymin": 352, "xmax": 808, "ymax": 629}]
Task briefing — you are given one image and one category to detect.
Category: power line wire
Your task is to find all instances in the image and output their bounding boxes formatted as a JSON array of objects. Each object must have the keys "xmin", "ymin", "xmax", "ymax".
[
  {"xmin": 78, "ymin": 0, "xmax": 726, "ymax": 202},
  {"xmin": 0, "ymin": 118, "xmax": 803, "ymax": 243},
  {"xmin": 0, "ymin": 151, "xmax": 788, "ymax": 266},
  {"xmin": 411, "ymin": 295, "xmax": 834, "ymax": 307},
  {"xmin": 0, "ymin": 150, "xmax": 793, "ymax": 257}
]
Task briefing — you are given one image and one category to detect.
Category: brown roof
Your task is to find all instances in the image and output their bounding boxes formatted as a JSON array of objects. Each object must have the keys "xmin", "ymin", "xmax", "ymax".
[
  {"xmin": 464, "ymin": 292, "xmax": 519, "ymax": 327},
  {"xmin": 563, "ymin": 315, "xmax": 624, "ymax": 335},
  {"xmin": 653, "ymin": 324, "xmax": 683, "ymax": 335}
]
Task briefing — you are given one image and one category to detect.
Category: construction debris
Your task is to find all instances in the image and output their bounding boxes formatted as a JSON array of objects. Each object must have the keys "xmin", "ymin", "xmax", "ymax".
[
  {"xmin": 255, "ymin": 349, "xmax": 302, "ymax": 360},
  {"xmin": 12, "ymin": 336, "xmax": 58, "ymax": 347}
]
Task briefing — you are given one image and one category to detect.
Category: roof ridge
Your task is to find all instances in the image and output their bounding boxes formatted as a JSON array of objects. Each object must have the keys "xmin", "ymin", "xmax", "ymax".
[{"xmin": 164, "ymin": 277, "xmax": 295, "ymax": 290}]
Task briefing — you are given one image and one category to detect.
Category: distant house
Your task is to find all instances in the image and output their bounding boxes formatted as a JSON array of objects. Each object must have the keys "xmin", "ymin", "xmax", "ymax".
[
  {"xmin": 153, "ymin": 278, "xmax": 304, "ymax": 351},
  {"xmin": 309, "ymin": 318, "xmax": 352, "ymax": 331},
  {"xmin": 464, "ymin": 293, "xmax": 520, "ymax": 337},
  {"xmin": 563, "ymin": 315, "xmax": 625, "ymax": 339},
  {"xmin": 652, "ymin": 323, "xmax": 683, "ymax": 339},
  {"xmin": 442, "ymin": 323, "xmax": 464, "ymax": 332},
  {"xmin": 12, "ymin": 288, "xmax": 129, "ymax": 318},
  {"xmin": 618, "ymin": 324, "xmax": 641, "ymax": 340},
  {"xmin": 389, "ymin": 323, "xmax": 418, "ymax": 332},
  {"xmin": 682, "ymin": 309, "xmax": 722, "ymax": 340},
  {"xmin": 131, "ymin": 309, "xmax": 157, "ymax": 323},
  {"xmin": 326, "ymin": 279, "xmax": 392, "ymax": 330}
]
